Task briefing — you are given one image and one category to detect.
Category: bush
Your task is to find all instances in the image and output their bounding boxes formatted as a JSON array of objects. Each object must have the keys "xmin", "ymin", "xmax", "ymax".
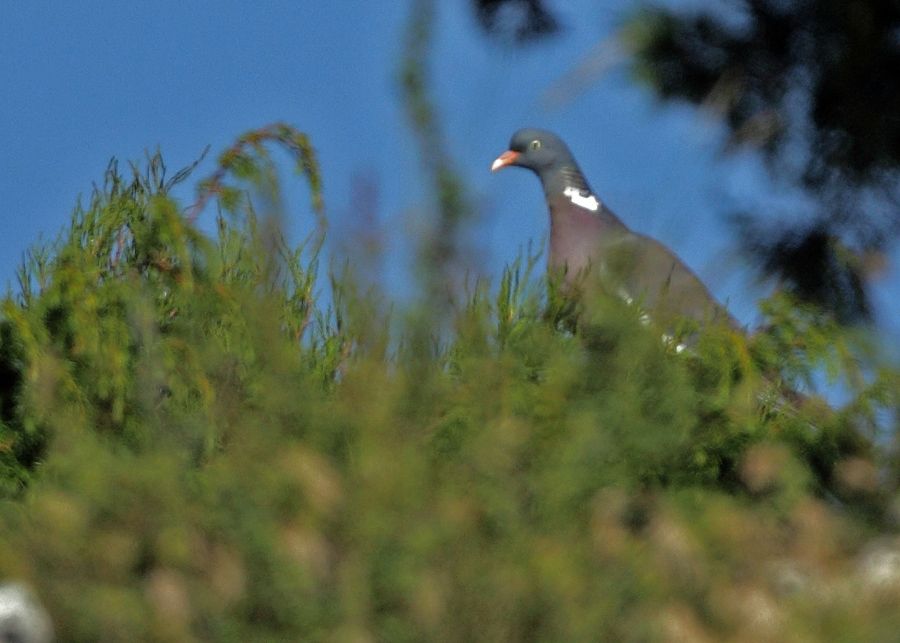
[{"xmin": 0, "ymin": 126, "xmax": 896, "ymax": 641}]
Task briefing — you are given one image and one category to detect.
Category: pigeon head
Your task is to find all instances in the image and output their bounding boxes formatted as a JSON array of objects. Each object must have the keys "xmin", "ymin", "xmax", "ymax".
[
  {"xmin": 491, "ymin": 128, "xmax": 576, "ymax": 176},
  {"xmin": 491, "ymin": 128, "xmax": 591, "ymax": 197}
]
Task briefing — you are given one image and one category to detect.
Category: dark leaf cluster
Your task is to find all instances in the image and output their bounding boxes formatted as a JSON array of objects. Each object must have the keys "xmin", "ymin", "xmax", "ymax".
[
  {"xmin": 628, "ymin": 0, "xmax": 900, "ymax": 321},
  {"xmin": 472, "ymin": 0, "xmax": 560, "ymax": 43}
]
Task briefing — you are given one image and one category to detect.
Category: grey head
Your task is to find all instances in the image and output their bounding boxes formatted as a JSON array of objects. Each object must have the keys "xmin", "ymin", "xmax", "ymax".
[{"xmin": 491, "ymin": 128, "xmax": 591, "ymax": 195}]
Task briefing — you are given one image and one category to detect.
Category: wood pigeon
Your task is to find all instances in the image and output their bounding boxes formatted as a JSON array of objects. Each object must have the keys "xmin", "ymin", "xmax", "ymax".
[
  {"xmin": 491, "ymin": 129, "xmax": 837, "ymax": 435},
  {"xmin": 492, "ymin": 128, "xmax": 736, "ymax": 328}
]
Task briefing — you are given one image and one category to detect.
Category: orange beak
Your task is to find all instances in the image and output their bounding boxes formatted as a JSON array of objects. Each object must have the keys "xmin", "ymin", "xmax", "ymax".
[{"xmin": 491, "ymin": 150, "xmax": 520, "ymax": 172}]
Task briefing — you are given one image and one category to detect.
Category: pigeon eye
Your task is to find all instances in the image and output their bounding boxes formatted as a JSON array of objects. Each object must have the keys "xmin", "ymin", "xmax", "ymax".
[{"xmin": 530, "ymin": 140, "xmax": 542, "ymax": 151}]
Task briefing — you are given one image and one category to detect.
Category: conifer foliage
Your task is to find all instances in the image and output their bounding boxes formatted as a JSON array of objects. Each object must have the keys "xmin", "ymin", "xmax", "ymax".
[{"xmin": 0, "ymin": 125, "xmax": 897, "ymax": 641}]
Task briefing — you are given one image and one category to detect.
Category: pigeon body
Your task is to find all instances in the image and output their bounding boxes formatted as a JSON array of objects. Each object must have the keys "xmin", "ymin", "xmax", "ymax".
[{"xmin": 492, "ymin": 128, "xmax": 735, "ymax": 327}]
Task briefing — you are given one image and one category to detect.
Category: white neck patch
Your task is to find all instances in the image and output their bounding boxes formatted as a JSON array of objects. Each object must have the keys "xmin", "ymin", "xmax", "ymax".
[{"xmin": 563, "ymin": 186, "xmax": 600, "ymax": 212}]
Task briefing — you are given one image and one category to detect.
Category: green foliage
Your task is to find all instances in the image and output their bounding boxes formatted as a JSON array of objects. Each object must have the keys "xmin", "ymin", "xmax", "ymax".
[
  {"xmin": 0, "ymin": 128, "xmax": 897, "ymax": 641},
  {"xmin": 400, "ymin": 0, "xmax": 473, "ymax": 307}
]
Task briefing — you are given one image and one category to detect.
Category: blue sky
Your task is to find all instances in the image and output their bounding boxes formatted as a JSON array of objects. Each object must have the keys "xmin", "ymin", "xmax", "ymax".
[{"xmin": 2, "ymin": 1, "xmax": 898, "ymax": 341}]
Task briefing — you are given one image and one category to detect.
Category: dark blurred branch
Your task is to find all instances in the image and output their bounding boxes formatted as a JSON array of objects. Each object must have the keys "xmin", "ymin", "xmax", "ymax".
[
  {"xmin": 736, "ymin": 217, "xmax": 871, "ymax": 324},
  {"xmin": 541, "ymin": 36, "xmax": 627, "ymax": 109}
]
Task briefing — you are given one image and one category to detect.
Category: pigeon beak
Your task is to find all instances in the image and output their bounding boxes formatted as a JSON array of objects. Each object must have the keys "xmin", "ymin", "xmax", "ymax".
[{"xmin": 491, "ymin": 150, "xmax": 520, "ymax": 172}]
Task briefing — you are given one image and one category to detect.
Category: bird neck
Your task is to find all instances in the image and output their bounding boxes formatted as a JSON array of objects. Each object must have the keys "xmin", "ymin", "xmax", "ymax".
[
  {"xmin": 542, "ymin": 163, "xmax": 601, "ymax": 211},
  {"xmin": 559, "ymin": 164, "xmax": 591, "ymax": 191},
  {"xmin": 542, "ymin": 163, "xmax": 590, "ymax": 195}
]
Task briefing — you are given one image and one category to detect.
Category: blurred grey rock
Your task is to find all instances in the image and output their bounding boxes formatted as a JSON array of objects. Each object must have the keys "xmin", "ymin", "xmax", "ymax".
[
  {"xmin": 858, "ymin": 539, "xmax": 900, "ymax": 590},
  {"xmin": 0, "ymin": 584, "xmax": 53, "ymax": 643}
]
